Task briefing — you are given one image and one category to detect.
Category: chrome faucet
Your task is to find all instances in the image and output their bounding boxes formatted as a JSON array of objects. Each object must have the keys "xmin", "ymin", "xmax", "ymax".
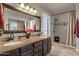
[
  {"xmin": 10, "ymin": 33, "xmax": 15, "ymax": 40},
  {"xmin": 6, "ymin": 33, "xmax": 15, "ymax": 41}
]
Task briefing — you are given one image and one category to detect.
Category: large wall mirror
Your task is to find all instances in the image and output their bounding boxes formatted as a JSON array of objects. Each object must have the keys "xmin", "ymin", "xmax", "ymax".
[
  {"xmin": 7, "ymin": 19, "xmax": 25, "ymax": 30},
  {"xmin": 3, "ymin": 4, "xmax": 41, "ymax": 32}
]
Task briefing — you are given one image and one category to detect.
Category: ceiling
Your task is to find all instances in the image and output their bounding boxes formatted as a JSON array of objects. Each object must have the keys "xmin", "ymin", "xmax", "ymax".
[{"xmin": 36, "ymin": 3, "xmax": 75, "ymax": 15}]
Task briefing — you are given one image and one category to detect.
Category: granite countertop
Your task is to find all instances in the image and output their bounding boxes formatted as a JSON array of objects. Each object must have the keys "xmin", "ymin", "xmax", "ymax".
[{"xmin": 0, "ymin": 36, "xmax": 50, "ymax": 54}]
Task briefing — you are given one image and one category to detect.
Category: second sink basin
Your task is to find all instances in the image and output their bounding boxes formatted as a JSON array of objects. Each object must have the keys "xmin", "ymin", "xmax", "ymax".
[{"xmin": 3, "ymin": 41, "xmax": 23, "ymax": 46}]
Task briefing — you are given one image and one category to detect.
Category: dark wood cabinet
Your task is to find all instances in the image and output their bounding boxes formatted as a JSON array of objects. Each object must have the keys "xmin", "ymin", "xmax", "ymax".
[
  {"xmin": 0, "ymin": 37, "xmax": 51, "ymax": 56},
  {"xmin": 0, "ymin": 48, "xmax": 20, "ymax": 56},
  {"xmin": 34, "ymin": 41, "xmax": 42, "ymax": 48},
  {"xmin": 34, "ymin": 50, "xmax": 42, "ymax": 56},
  {"xmin": 42, "ymin": 38, "xmax": 51, "ymax": 56},
  {"xmin": 42, "ymin": 39, "xmax": 48, "ymax": 56},
  {"xmin": 20, "ymin": 44, "xmax": 33, "ymax": 56},
  {"xmin": 47, "ymin": 38, "xmax": 51, "ymax": 52},
  {"xmin": 21, "ymin": 50, "xmax": 33, "ymax": 56},
  {"xmin": 34, "ymin": 41, "xmax": 42, "ymax": 56},
  {"xmin": 7, "ymin": 48, "xmax": 20, "ymax": 56}
]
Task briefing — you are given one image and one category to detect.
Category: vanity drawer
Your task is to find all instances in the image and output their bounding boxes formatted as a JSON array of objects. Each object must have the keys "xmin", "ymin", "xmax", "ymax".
[
  {"xmin": 34, "ymin": 45, "xmax": 42, "ymax": 53},
  {"xmin": 34, "ymin": 50, "xmax": 42, "ymax": 56},
  {"xmin": 38, "ymin": 50, "xmax": 42, "ymax": 56},
  {"xmin": 26, "ymin": 44, "xmax": 33, "ymax": 51},
  {"xmin": 21, "ymin": 50, "xmax": 33, "ymax": 56},
  {"xmin": 20, "ymin": 44, "xmax": 33, "ymax": 53},
  {"xmin": 20, "ymin": 46, "xmax": 27, "ymax": 53},
  {"xmin": 34, "ymin": 41, "xmax": 42, "ymax": 48},
  {"xmin": 34, "ymin": 53, "xmax": 39, "ymax": 56},
  {"xmin": 3, "ymin": 48, "xmax": 20, "ymax": 56},
  {"xmin": 34, "ymin": 45, "xmax": 42, "ymax": 55}
]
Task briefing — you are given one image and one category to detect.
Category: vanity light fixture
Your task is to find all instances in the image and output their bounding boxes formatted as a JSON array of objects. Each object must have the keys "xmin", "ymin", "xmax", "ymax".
[
  {"xmin": 18, "ymin": 3, "xmax": 38, "ymax": 16},
  {"xmin": 30, "ymin": 7, "xmax": 34, "ymax": 13},
  {"xmin": 25, "ymin": 3, "xmax": 30, "ymax": 11},
  {"xmin": 20, "ymin": 3, "xmax": 25, "ymax": 8},
  {"xmin": 34, "ymin": 9, "xmax": 37, "ymax": 14}
]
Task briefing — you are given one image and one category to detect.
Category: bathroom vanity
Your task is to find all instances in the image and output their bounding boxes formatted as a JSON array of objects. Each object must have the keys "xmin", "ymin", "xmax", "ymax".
[{"xmin": 0, "ymin": 36, "xmax": 51, "ymax": 56}]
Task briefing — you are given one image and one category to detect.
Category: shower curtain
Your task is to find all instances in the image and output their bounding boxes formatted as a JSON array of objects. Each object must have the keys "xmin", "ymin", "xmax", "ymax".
[{"xmin": 66, "ymin": 11, "xmax": 75, "ymax": 47}]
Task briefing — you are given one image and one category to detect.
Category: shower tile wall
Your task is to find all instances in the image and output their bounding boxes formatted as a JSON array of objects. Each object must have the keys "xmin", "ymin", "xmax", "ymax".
[{"xmin": 53, "ymin": 13, "xmax": 69, "ymax": 44}]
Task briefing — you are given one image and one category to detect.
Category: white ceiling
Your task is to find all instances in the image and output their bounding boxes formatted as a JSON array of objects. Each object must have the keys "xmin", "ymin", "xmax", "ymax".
[{"xmin": 35, "ymin": 3, "xmax": 75, "ymax": 15}]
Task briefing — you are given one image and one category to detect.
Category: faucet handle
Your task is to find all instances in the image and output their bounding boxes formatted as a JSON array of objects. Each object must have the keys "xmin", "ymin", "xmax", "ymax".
[{"xmin": 10, "ymin": 33, "xmax": 15, "ymax": 40}]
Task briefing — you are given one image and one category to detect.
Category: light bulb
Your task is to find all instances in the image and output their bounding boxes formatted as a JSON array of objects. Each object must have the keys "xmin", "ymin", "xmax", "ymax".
[
  {"xmin": 30, "ymin": 8, "xmax": 34, "ymax": 13},
  {"xmin": 25, "ymin": 5, "xmax": 30, "ymax": 11},
  {"xmin": 34, "ymin": 9, "xmax": 37, "ymax": 14},
  {"xmin": 20, "ymin": 3, "xmax": 25, "ymax": 8}
]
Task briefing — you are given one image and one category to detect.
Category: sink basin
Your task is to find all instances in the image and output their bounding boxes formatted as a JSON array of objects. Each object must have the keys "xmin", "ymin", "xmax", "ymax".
[{"xmin": 3, "ymin": 41, "xmax": 22, "ymax": 46}]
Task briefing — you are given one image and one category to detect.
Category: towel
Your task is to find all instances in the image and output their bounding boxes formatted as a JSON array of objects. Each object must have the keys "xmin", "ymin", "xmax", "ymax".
[
  {"xmin": 0, "ymin": 3, "xmax": 4, "ymax": 29},
  {"xmin": 74, "ymin": 19, "xmax": 79, "ymax": 38}
]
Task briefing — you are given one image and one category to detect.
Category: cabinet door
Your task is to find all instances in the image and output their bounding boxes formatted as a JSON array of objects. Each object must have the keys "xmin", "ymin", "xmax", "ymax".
[
  {"xmin": 34, "ymin": 41, "xmax": 42, "ymax": 56},
  {"xmin": 20, "ymin": 44, "xmax": 33, "ymax": 53},
  {"xmin": 38, "ymin": 50, "xmax": 42, "ymax": 56},
  {"xmin": 34, "ymin": 53, "xmax": 39, "ymax": 56},
  {"xmin": 26, "ymin": 44, "xmax": 33, "ymax": 51},
  {"xmin": 20, "ymin": 44, "xmax": 33, "ymax": 56},
  {"xmin": 34, "ymin": 50, "xmax": 42, "ymax": 56},
  {"xmin": 34, "ymin": 47, "xmax": 39, "ymax": 54},
  {"xmin": 34, "ymin": 41, "xmax": 42, "ymax": 48},
  {"xmin": 43, "ymin": 39, "xmax": 48, "ymax": 56},
  {"xmin": 2, "ymin": 48, "xmax": 20, "ymax": 56},
  {"xmin": 21, "ymin": 50, "xmax": 33, "ymax": 56},
  {"xmin": 47, "ymin": 38, "xmax": 51, "ymax": 52}
]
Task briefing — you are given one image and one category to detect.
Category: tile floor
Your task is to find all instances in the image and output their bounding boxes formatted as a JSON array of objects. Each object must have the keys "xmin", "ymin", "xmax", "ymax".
[{"xmin": 47, "ymin": 42, "xmax": 79, "ymax": 56}]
